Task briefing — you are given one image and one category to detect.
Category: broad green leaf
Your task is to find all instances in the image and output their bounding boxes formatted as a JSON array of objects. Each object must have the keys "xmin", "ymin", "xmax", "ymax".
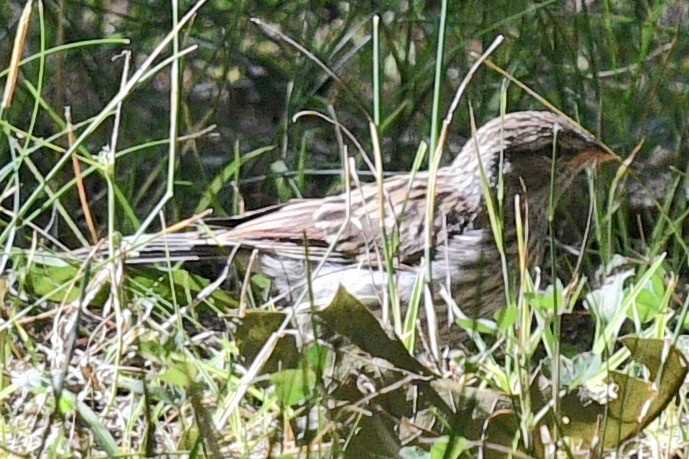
[
  {"xmin": 532, "ymin": 337, "xmax": 688, "ymax": 450},
  {"xmin": 24, "ymin": 262, "xmax": 92, "ymax": 303},
  {"xmin": 316, "ymin": 287, "xmax": 432, "ymax": 376}
]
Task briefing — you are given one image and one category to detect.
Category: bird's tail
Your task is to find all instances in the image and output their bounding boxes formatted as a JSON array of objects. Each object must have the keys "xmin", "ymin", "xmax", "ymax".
[{"xmin": 70, "ymin": 231, "xmax": 241, "ymax": 265}]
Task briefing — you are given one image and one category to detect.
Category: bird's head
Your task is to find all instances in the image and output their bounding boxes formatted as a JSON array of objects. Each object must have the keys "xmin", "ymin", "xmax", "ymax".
[{"xmin": 452, "ymin": 111, "xmax": 618, "ymax": 192}]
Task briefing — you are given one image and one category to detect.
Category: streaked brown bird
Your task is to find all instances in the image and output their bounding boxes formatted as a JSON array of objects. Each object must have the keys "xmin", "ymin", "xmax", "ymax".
[{"xmin": 113, "ymin": 111, "xmax": 615, "ymax": 341}]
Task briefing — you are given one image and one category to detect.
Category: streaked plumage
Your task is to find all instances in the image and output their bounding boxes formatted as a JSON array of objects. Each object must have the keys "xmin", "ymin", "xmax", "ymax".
[{"xmin": 110, "ymin": 111, "xmax": 614, "ymax": 341}]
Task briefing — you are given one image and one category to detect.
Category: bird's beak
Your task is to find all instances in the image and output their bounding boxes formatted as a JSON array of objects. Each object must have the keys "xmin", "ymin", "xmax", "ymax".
[{"xmin": 567, "ymin": 146, "xmax": 620, "ymax": 171}]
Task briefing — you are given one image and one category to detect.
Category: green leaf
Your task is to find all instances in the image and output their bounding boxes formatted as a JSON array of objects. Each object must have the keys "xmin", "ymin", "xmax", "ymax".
[
  {"xmin": 430, "ymin": 436, "xmax": 469, "ymax": 459},
  {"xmin": 591, "ymin": 255, "xmax": 666, "ymax": 355},
  {"xmin": 57, "ymin": 392, "xmax": 75, "ymax": 415},
  {"xmin": 158, "ymin": 365, "xmax": 192, "ymax": 388},
  {"xmin": 527, "ymin": 280, "xmax": 564, "ymax": 313},
  {"xmin": 251, "ymin": 273, "xmax": 271, "ymax": 290},
  {"xmin": 304, "ymin": 342, "xmax": 330, "ymax": 374},
  {"xmin": 629, "ymin": 268, "xmax": 666, "ymax": 324},
  {"xmin": 24, "ymin": 262, "xmax": 97, "ymax": 303},
  {"xmin": 271, "ymin": 368, "xmax": 317, "ymax": 406},
  {"xmin": 315, "ymin": 287, "xmax": 432, "ymax": 376},
  {"xmin": 129, "ymin": 267, "xmax": 237, "ymax": 310},
  {"xmin": 494, "ymin": 304, "xmax": 518, "ymax": 331},
  {"xmin": 542, "ymin": 353, "xmax": 603, "ymax": 389},
  {"xmin": 532, "ymin": 337, "xmax": 688, "ymax": 450},
  {"xmin": 620, "ymin": 336, "xmax": 688, "ymax": 422},
  {"xmin": 585, "ymin": 270, "xmax": 632, "ymax": 323}
]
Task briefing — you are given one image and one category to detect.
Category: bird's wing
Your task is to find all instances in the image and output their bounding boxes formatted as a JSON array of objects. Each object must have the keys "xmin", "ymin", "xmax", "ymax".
[
  {"xmin": 223, "ymin": 167, "xmax": 479, "ymax": 265},
  {"xmin": 203, "ymin": 202, "xmax": 300, "ymax": 229},
  {"xmin": 221, "ymin": 199, "xmax": 329, "ymax": 241}
]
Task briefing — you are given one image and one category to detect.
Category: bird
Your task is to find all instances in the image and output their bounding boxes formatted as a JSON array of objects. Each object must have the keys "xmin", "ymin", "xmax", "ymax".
[{"xmin": 101, "ymin": 110, "xmax": 616, "ymax": 345}]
